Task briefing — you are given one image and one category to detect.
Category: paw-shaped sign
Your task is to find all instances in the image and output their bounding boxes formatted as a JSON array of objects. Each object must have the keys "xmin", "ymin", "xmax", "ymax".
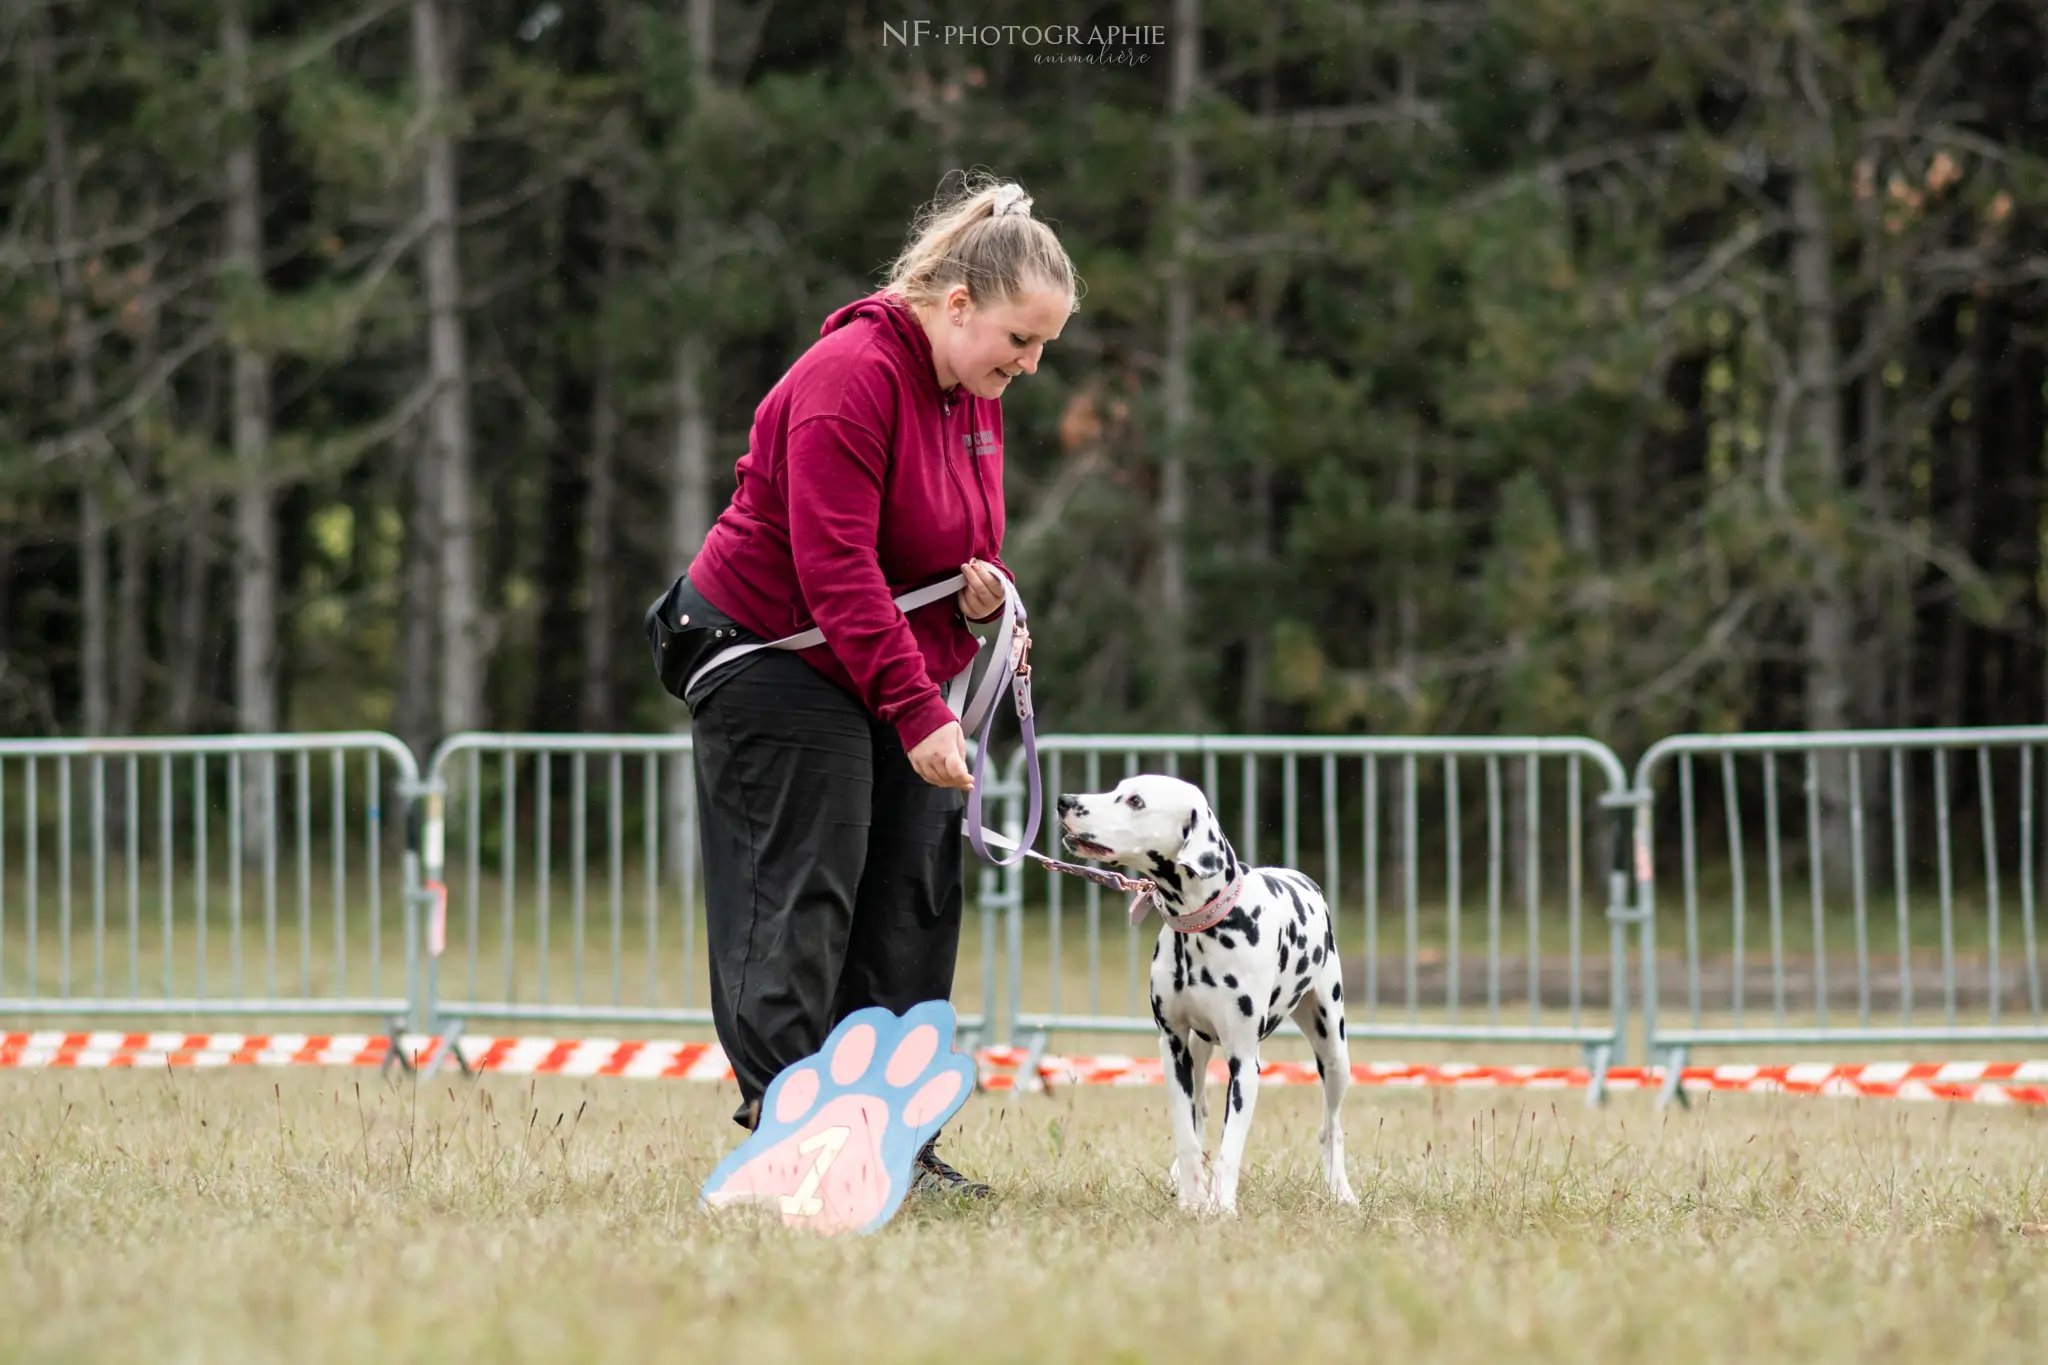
[{"xmin": 700, "ymin": 1000, "xmax": 976, "ymax": 1235}]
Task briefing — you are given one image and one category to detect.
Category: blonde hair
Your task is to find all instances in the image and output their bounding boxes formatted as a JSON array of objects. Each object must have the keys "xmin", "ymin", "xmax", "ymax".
[{"xmin": 883, "ymin": 170, "xmax": 1081, "ymax": 312}]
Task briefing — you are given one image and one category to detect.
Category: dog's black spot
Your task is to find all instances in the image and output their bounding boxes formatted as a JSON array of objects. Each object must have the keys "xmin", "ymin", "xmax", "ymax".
[
  {"xmin": 1315, "ymin": 1053, "xmax": 1326, "ymax": 1079},
  {"xmin": 1338, "ymin": 1016, "xmax": 1347, "ymax": 1040},
  {"xmin": 1313, "ymin": 945, "xmax": 1324, "ymax": 965},
  {"xmin": 1261, "ymin": 1014, "xmax": 1281, "ymax": 1040},
  {"xmin": 1199, "ymin": 967, "xmax": 1216, "ymax": 988},
  {"xmin": 1227, "ymin": 1057, "xmax": 1243, "ymax": 1113},
  {"xmin": 1171, "ymin": 934, "xmax": 1187, "ymax": 993},
  {"xmin": 1331, "ymin": 981, "xmax": 1342, "ymax": 1001},
  {"xmin": 1269, "ymin": 984, "xmax": 1283, "ymax": 1008},
  {"xmin": 1150, "ymin": 993, "xmax": 1170, "ymax": 1032},
  {"xmin": 1236, "ymin": 993, "xmax": 1254, "ymax": 1017},
  {"xmin": 1168, "ymin": 1035, "xmax": 1196, "ymax": 1097},
  {"xmin": 1194, "ymin": 1028, "xmax": 1215, "ymax": 1045},
  {"xmin": 1278, "ymin": 946, "xmax": 1289, "ymax": 972},
  {"xmin": 1222, "ymin": 973, "xmax": 1238, "ymax": 989},
  {"xmin": 1275, "ymin": 878, "xmax": 1316, "ymax": 929},
  {"xmin": 1182, "ymin": 811, "xmax": 1197, "ymax": 840},
  {"xmin": 1260, "ymin": 872, "xmax": 1288, "ymax": 900},
  {"xmin": 1147, "ymin": 854, "xmax": 1183, "ymax": 894},
  {"xmin": 1313, "ymin": 1014, "xmax": 1328, "ymax": 1039},
  {"xmin": 1215, "ymin": 907, "xmax": 1260, "ymax": 947},
  {"xmin": 1217, "ymin": 934, "xmax": 1235, "ymax": 950}
]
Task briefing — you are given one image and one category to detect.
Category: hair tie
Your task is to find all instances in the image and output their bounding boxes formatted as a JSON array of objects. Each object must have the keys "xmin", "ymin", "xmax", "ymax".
[{"xmin": 991, "ymin": 185, "xmax": 1032, "ymax": 219}]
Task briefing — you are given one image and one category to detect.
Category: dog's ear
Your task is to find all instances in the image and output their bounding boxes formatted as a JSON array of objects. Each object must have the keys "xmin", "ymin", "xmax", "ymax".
[{"xmin": 1172, "ymin": 799, "xmax": 1234, "ymax": 885}]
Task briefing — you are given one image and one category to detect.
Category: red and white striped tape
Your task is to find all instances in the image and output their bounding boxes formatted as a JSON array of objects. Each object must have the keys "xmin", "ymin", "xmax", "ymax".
[
  {"xmin": 975, "ymin": 1048, "xmax": 2048, "ymax": 1105},
  {"xmin": 3, "ymin": 1032, "xmax": 2044, "ymax": 1105}
]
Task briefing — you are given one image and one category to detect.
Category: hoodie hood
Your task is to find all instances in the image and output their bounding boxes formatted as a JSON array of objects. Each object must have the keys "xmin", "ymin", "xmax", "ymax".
[{"xmin": 820, "ymin": 291, "xmax": 954, "ymax": 399}]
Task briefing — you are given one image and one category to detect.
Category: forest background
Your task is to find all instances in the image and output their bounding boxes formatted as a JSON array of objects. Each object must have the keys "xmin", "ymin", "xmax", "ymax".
[{"xmin": 3, "ymin": 0, "xmax": 2045, "ymax": 768}]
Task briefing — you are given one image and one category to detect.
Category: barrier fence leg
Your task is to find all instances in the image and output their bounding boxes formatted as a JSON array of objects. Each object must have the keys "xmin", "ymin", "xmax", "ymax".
[
  {"xmin": 1018, "ymin": 1028, "xmax": 1051, "ymax": 1095},
  {"xmin": 422, "ymin": 1015, "xmax": 473, "ymax": 1080},
  {"xmin": 1656, "ymin": 1044, "xmax": 1692, "ymax": 1110},
  {"xmin": 381, "ymin": 1012, "xmax": 414, "ymax": 1079},
  {"xmin": 1580, "ymin": 1039, "xmax": 1612, "ymax": 1109}
]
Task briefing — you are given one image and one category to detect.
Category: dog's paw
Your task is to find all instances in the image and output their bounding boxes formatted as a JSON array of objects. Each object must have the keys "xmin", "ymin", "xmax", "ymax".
[
  {"xmin": 1167, "ymin": 1156, "xmax": 1212, "ymax": 1201},
  {"xmin": 700, "ymin": 1001, "xmax": 975, "ymax": 1235}
]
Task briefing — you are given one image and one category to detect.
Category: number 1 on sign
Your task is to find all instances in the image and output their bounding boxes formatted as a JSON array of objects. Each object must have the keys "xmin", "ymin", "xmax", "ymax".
[{"xmin": 779, "ymin": 1126, "xmax": 851, "ymax": 1218}]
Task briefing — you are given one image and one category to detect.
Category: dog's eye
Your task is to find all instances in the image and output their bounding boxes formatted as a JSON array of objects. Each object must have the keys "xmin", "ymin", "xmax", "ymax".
[{"xmin": 1124, "ymin": 794, "xmax": 1145, "ymax": 810}]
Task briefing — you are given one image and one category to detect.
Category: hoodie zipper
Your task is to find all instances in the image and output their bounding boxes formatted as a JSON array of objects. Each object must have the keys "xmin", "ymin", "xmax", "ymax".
[{"xmin": 940, "ymin": 393, "xmax": 978, "ymax": 564}]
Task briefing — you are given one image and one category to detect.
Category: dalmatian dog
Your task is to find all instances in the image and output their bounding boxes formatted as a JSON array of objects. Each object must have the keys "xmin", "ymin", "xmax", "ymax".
[{"xmin": 1056, "ymin": 775, "xmax": 1357, "ymax": 1215}]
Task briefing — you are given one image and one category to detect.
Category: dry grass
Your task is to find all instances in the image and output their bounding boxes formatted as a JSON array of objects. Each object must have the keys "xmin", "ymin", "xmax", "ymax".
[{"xmin": 1, "ymin": 1067, "xmax": 2045, "ymax": 1363}]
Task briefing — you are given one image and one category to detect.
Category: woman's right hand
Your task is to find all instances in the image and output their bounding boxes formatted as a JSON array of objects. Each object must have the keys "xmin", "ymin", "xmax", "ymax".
[{"xmin": 908, "ymin": 721, "xmax": 974, "ymax": 790}]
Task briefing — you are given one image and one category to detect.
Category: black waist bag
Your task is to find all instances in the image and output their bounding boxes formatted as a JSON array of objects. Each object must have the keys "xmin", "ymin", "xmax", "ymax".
[{"xmin": 644, "ymin": 575, "xmax": 760, "ymax": 709}]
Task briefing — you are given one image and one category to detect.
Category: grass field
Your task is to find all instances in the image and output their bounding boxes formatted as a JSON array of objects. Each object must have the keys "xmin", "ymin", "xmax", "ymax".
[{"xmin": 2, "ymin": 1067, "xmax": 2044, "ymax": 1363}]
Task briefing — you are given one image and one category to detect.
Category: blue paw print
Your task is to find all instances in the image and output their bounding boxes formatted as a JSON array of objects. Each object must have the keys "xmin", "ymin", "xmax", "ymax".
[{"xmin": 700, "ymin": 1000, "xmax": 977, "ymax": 1235}]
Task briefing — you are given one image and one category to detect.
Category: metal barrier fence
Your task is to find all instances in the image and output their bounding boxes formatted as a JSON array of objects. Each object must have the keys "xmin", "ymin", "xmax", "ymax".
[
  {"xmin": 0, "ymin": 734, "xmax": 427, "ymax": 1033},
  {"xmin": 983, "ymin": 736, "xmax": 1639, "ymax": 1092},
  {"xmin": 1634, "ymin": 728, "xmax": 2048, "ymax": 1103},
  {"xmin": 20, "ymin": 724, "xmax": 2048, "ymax": 1111},
  {"xmin": 417, "ymin": 734, "xmax": 1002, "ymax": 1050}
]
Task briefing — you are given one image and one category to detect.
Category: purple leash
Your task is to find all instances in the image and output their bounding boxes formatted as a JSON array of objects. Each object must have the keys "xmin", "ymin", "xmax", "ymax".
[
  {"xmin": 962, "ymin": 578, "xmax": 1041, "ymax": 869},
  {"xmin": 685, "ymin": 571, "xmax": 1049, "ymax": 871}
]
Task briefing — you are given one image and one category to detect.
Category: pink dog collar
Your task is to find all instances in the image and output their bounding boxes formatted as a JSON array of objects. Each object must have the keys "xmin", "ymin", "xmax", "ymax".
[{"xmin": 1131, "ymin": 873, "xmax": 1244, "ymax": 935}]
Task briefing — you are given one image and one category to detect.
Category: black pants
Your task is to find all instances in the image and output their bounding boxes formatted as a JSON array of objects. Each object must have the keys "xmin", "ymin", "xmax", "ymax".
[{"xmin": 692, "ymin": 649, "xmax": 965, "ymax": 1130}]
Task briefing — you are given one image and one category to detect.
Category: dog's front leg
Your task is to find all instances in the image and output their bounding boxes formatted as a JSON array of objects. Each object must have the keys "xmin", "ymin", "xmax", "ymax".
[
  {"xmin": 1160, "ymin": 1031, "xmax": 1209, "ymax": 1212},
  {"xmin": 1208, "ymin": 1049, "xmax": 1261, "ymax": 1215}
]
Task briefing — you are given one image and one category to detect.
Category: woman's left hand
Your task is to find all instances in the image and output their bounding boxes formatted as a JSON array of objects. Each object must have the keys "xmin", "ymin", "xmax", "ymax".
[{"xmin": 957, "ymin": 559, "xmax": 1006, "ymax": 621}]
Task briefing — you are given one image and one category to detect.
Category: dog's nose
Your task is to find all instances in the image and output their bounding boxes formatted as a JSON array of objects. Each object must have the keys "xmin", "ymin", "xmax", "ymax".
[{"xmin": 1057, "ymin": 794, "xmax": 1079, "ymax": 815}]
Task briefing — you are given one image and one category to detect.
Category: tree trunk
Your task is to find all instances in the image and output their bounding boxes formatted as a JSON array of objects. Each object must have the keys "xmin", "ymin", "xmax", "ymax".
[
  {"xmin": 1155, "ymin": 0, "xmax": 1199, "ymax": 727},
  {"xmin": 531, "ymin": 329, "xmax": 589, "ymax": 732},
  {"xmin": 1396, "ymin": 427, "xmax": 1421, "ymax": 691},
  {"xmin": 1393, "ymin": 52, "xmax": 1422, "ymax": 706},
  {"xmin": 113, "ymin": 491, "xmax": 147, "ymax": 735},
  {"xmin": 666, "ymin": 331, "xmax": 711, "ymax": 865},
  {"xmin": 167, "ymin": 513, "xmax": 212, "ymax": 732},
  {"xmin": 79, "ymin": 495, "xmax": 108, "ymax": 736},
  {"xmin": 579, "ymin": 234, "xmax": 620, "ymax": 734},
  {"xmin": 223, "ymin": 3, "xmax": 276, "ymax": 860},
  {"xmin": 669, "ymin": 0, "xmax": 717, "ymax": 570},
  {"xmin": 395, "ymin": 427, "xmax": 439, "ymax": 767},
  {"xmin": 38, "ymin": 25, "xmax": 108, "ymax": 737},
  {"xmin": 113, "ymin": 218, "xmax": 158, "ymax": 739},
  {"xmin": 1789, "ymin": 6, "xmax": 1852, "ymax": 870},
  {"xmin": 1851, "ymin": 146, "xmax": 1890, "ymax": 838},
  {"xmin": 667, "ymin": 0, "xmax": 718, "ymax": 879},
  {"xmin": 415, "ymin": 0, "xmax": 481, "ymax": 738}
]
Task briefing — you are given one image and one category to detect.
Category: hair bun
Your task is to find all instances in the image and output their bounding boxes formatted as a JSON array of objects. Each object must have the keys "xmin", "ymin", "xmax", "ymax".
[{"xmin": 991, "ymin": 185, "xmax": 1032, "ymax": 218}]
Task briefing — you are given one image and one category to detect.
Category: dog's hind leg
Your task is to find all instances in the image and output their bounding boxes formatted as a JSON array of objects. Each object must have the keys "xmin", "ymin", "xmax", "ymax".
[
  {"xmin": 1208, "ymin": 1046, "xmax": 1262, "ymax": 1215},
  {"xmin": 1183, "ymin": 1032, "xmax": 1214, "ymax": 1192},
  {"xmin": 1293, "ymin": 972, "xmax": 1357, "ymax": 1205},
  {"xmin": 1160, "ymin": 1031, "xmax": 1210, "ymax": 1212},
  {"xmin": 1186, "ymin": 1033, "xmax": 1214, "ymax": 1143}
]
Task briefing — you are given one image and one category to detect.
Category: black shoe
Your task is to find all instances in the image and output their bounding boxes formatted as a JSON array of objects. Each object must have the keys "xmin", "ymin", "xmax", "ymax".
[{"xmin": 910, "ymin": 1135, "xmax": 993, "ymax": 1201}]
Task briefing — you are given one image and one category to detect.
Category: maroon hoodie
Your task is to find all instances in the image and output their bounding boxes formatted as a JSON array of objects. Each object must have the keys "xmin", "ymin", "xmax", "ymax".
[{"xmin": 686, "ymin": 292, "xmax": 1011, "ymax": 754}]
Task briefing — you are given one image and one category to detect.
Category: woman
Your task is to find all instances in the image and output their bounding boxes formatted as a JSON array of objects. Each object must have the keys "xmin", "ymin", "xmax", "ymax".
[{"xmin": 646, "ymin": 175, "xmax": 1078, "ymax": 1198}]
